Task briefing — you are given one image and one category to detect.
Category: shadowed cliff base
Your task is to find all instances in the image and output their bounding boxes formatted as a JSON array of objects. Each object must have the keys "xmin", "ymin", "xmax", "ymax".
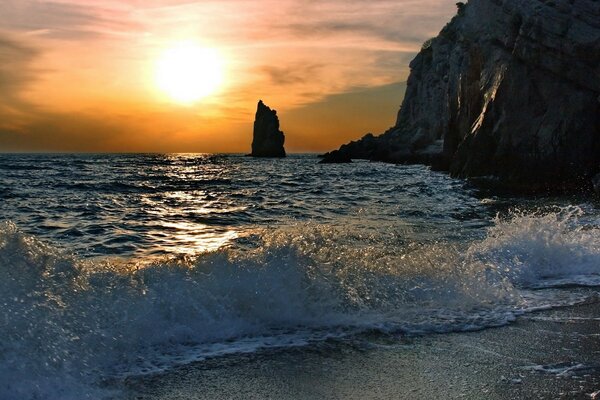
[
  {"xmin": 321, "ymin": 0, "xmax": 600, "ymax": 194},
  {"xmin": 250, "ymin": 100, "xmax": 286, "ymax": 158}
]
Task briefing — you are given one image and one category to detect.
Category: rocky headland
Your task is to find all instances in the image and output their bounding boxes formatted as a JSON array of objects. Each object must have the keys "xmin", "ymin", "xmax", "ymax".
[
  {"xmin": 250, "ymin": 100, "xmax": 286, "ymax": 158},
  {"xmin": 321, "ymin": 0, "xmax": 600, "ymax": 193}
]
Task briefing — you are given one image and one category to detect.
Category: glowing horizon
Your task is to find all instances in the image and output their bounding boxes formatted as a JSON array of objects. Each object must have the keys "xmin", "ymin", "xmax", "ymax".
[{"xmin": 0, "ymin": 0, "xmax": 457, "ymax": 153}]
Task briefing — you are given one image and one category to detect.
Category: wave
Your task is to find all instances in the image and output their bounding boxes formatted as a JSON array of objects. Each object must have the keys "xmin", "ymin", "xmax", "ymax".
[
  {"xmin": 468, "ymin": 206, "xmax": 600, "ymax": 289},
  {"xmin": 0, "ymin": 206, "xmax": 599, "ymax": 399}
]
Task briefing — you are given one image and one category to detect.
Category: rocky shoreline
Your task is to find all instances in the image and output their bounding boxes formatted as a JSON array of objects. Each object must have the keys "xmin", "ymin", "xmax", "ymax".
[{"xmin": 321, "ymin": 0, "xmax": 600, "ymax": 194}]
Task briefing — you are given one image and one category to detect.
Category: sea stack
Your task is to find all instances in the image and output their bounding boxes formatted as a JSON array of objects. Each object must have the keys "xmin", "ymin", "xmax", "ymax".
[
  {"xmin": 250, "ymin": 100, "xmax": 286, "ymax": 157},
  {"xmin": 321, "ymin": 0, "xmax": 600, "ymax": 193}
]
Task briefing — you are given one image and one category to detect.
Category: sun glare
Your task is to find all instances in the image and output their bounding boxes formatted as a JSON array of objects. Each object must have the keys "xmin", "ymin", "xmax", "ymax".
[{"xmin": 156, "ymin": 42, "xmax": 223, "ymax": 104}]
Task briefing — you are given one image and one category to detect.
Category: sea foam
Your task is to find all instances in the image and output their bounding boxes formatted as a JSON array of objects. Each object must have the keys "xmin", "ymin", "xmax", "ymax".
[
  {"xmin": 0, "ymin": 205, "xmax": 599, "ymax": 399},
  {"xmin": 468, "ymin": 206, "xmax": 600, "ymax": 289}
]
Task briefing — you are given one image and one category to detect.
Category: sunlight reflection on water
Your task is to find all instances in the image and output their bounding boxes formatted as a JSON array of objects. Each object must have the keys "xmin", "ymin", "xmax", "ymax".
[
  {"xmin": 149, "ymin": 221, "xmax": 239, "ymax": 255},
  {"xmin": 0, "ymin": 153, "xmax": 493, "ymax": 259}
]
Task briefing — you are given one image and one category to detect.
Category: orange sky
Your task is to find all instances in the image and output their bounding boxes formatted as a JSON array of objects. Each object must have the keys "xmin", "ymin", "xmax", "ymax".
[{"xmin": 0, "ymin": 0, "xmax": 456, "ymax": 153}]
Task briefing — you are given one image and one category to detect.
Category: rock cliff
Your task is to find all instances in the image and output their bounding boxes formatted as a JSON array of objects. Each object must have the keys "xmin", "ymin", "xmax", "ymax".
[
  {"xmin": 322, "ymin": 0, "xmax": 600, "ymax": 192},
  {"xmin": 251, "ymin": 100, "xmax": 286, "ymax": 158}
]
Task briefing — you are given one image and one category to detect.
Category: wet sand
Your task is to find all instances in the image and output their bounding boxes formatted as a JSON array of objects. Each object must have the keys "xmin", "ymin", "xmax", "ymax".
[{"xmin": 123, "ymin": 301, "xmax": 600, "ymax": 399}]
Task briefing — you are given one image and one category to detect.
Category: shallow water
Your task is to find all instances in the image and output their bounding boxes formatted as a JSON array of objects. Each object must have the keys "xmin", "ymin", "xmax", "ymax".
[{"xmin": 0, "ymin": 154, "xmax": 599, "ymax": 399}]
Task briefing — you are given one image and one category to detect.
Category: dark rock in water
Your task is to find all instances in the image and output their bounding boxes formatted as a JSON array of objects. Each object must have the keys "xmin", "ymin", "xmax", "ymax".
[
  {"xmin": 251, "ymin": 100, "xmax": 286, "ymax": 158},
  {"xmin": 319, "ymin": 150, "xmax": 352, "ymax": 163},
  {"xmin": 320, "ymin": 133, "xmax": 383, "ymax": 163},
  {"xmin": 323, "ymin": 0, "xmax": 600, "ymax": 193}
]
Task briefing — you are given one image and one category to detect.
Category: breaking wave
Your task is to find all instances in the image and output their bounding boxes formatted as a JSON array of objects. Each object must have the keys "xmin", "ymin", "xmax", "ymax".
[{"xmin": 0, "ymin": 206, "xmax": 599, "ymax": 399}]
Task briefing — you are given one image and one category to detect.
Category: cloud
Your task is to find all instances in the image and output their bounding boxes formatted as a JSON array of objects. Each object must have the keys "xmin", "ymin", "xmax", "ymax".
[
  {"xmin": 283, "ymin": 20, "xmax": 436, "ymax": 50},
  {"xmin": 0, "ymin": 35, "xmax": 37, "ymax": 93},
  {"xmin": 0, "ymin": 34, "xmax": 41, "ymax": 128},
  {"xmin": 260, "ymin": 63, "xmax": 324, "ymax": 86},
  {"xmin": 276, "ymin": 0, "xmax": 454, "ymax": 47},
  {"xmin": 0, "ymin": 0, "xmax": 140, "ymax": 40}
]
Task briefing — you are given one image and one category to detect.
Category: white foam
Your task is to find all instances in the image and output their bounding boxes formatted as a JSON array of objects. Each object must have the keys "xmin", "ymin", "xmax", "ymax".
[
  {"xmin": 524, "ymin": 362, "xmax": 597, "ymax": 377},
  {"xmin": 0, "ymin": 205, "xmax": 599, "ymax": 398},
  {"xmin": 466, "ymin": 206, "xmax": 600, "ymax": 289}
]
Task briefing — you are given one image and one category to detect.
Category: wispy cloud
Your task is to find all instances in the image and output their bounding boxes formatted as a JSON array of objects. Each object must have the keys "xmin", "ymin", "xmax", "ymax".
[
  {"xmin": 0, "ymin": 0, "xmax": 141, "ymax": 39},
  {"xmin": 260, "ymin": 63, "xmax": 324, "ymax": 86},
  {"xmin": 273, "ymin": 0, "xmax": 454, "ymax": 48},
  {"xmin": 0, "ymin": 33, "xmax": 40, "ymax": 128}
]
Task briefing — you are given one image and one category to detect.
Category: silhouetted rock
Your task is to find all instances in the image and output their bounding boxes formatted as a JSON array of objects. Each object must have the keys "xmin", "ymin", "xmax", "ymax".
[
  {"xmin": 319, "ymin": 150, "xmax": 351, "ymax": 163},
  {"xmin": 320, "ymin": 133, "xmax": 379, "ymax": 163},
  {"xmin": 250, "ymin": 100, "xmax": 286, "ymax": 158},
  {"xmin": 323, "ymin": 0, "xmax": 600, "ymax": 193}
]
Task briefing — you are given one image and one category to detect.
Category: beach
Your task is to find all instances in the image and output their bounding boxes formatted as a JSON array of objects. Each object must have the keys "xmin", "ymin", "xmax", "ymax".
[{"xmin": 124, "ymin": 300, "xmax": 600, "ymax": 399}]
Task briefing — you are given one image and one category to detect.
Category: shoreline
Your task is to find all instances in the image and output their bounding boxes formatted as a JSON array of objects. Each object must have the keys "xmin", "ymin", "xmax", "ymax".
[{"xmin": 122, "ymin": 300, "xmax": 600, "ymax": 399}]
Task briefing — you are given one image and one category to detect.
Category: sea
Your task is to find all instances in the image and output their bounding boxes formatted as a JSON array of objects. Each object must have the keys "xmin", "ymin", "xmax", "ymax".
[{"xmin": 0, "ymin": 153, "xmax": 599, "ymax": 399}]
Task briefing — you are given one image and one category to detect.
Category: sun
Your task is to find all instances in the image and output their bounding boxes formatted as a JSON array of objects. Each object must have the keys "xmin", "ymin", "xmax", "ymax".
[{"xmin": 155, "ymin": 42, "xmax": 223, "ymax": 104}]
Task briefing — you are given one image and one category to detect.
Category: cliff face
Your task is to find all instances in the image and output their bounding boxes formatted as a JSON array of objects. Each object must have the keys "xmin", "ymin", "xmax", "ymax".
[
  {"xmin": 323, "ymin": 0, "xmax": 600, "ymax": 192},
  {"xmin": 251, "ymin": 100, "xmax": 286, "ymax": 157}
]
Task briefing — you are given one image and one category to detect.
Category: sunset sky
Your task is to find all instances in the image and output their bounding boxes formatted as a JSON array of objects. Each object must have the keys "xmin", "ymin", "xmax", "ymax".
[{"xmin": 0, "ymin": 0, "xmax": 456, "ymax": 153}]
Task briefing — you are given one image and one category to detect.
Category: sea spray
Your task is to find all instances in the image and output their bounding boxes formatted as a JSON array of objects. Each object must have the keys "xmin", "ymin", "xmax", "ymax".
[
  {"xmin": 467, "ymin": 206, "xmax": 600, "ymax": 288},
  {"xmin": 0, "ymin": 205, "xmax": 599, "ymax": 398}
]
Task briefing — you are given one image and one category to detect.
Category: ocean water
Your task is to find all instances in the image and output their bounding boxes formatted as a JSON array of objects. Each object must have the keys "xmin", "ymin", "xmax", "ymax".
[{"xmin": 0, "ymin": 153, "xmax": 599, "ymax": 399}]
